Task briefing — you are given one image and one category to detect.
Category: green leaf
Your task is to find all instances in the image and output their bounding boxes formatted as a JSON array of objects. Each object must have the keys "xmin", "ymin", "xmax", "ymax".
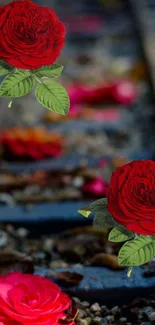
[
  {"xmin": 108, "ymin": 226, "xmax": 134, "ymax": 243},
  {"xmin": 90, "ymin": 198, "xmax": 108, "ymax": 212},
  {"xmin": 78, "ymin": 198, "xmax": 108, "ymax": 219},
  {"xmin": 127, "ymin": 266, "xmax": 133, "ymax": 277},
  {"xmin": 34, "ymin": 64, "xmax": 63, "ymax": 78},
  {"xmin": 0, "ymin": 70, "xmax": 35, "ymax": 97},
  {"xmin": 0, "ymin": 61, "xmax": 14, "ymax": 76},
  {"xmin": 118, "ymin": 236, "xmax": 155, "ymax": 266},
  {"xmin": 35, "ymin": 80, "xmax": 70, "ymax": 115},
  {"xmin": 78, "ymin": 207, "xmax": 91, "ymax": 218},
  {"xmin": 93, "ymin": 210, "xmax": 117, "ymax": 228}
]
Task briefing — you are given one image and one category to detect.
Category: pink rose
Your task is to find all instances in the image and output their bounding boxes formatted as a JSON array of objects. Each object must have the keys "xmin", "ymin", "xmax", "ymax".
[{"xmin": 0, "ymin": 272, "xmax": 75, "ymax": 325}]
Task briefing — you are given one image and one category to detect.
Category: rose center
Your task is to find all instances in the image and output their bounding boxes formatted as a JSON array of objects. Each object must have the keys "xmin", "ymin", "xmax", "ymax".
[
  {"xmin": 21, "ymin": 296, "xmax": 38, "ymax": 308},
  {"xmin": 136, "ymin": 183, "xmax": 155, "ymax": 205},
  {"xmin": 16, "ymin": 22, "xmax": 36, "ymax": 42}
]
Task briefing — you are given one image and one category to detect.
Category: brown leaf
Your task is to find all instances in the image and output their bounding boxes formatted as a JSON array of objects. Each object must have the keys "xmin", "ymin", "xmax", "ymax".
[
  {"xmin": 65, "ymin": 226, "xmax": 109, "ymax": 236},
  {"xmin": 0, "ymin": 249, "xmax": 34, "ymax": 275},
  {"xmin": 56, "ymin": 271, "xmax": 83, "ymax": 287},
  {"xmin": 90, "ymin": 253, "xmax": 125, "ymax": 270},
  {"xmin": 0, "ymin": 173, "xmax": 27, "ymax": 190},
  {"xmin": 112, "ymin": 157, "xmax": 129, "ymax": 169}
]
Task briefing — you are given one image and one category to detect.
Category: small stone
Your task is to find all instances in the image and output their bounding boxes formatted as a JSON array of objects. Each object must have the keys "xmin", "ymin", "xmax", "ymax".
[
  {"xmin": 148, "ymin": 312, "xmax": 155, "ymax": 321},
  {"xmin": 93, "ymin": 316, "xmax": 102, "ymax": 324},
  {"xmin": 0, "ymin": 230, "xmax": 8, "ymax": 247},
  {"xmin": 78, "ymin": 319, "xmax": 89, "ymax": 325},
  {"xmin": 104, "ymin": 309, "xmax": 111, "ymax": 316},
  {"xmin": 73, "ymin": 263, "xmax": 84, "ymax": 269},
  {"xmin": 101, "ymin": 305, "xmax": 107, "ymax": 314},
  {"xmin": 85, "ymin": 317, "xmax": 92, "ymax": 325},
  {"xmin": 78, "ymin": 309, "xmax": 87, "ymax": 318},
  {"xmin": 6, "ymin": 224, "xmax": 15, "ymax": 234},
  {"xmin": 72, "ymin": 297, "xmax": 81, "ymax": 304},
  {"xmin": 50, "ymin": 260, "xmax": 69, "ymax": 269},
  {"xmin": 111, "ymin": 306, "xmax": 121, "ymax": 315},
  {"xmin": 43, "ymin": 238, "xmax": 54, "ymax": 252},
  {"xmin": 72, "ymin": 176, "xmax": 84, "ymax": 188},
  {"xmin": 95, "ymin": 311, "xmax": 101, "ymax": 317},
  {"xmin": 33, "ymin": 251, "xmax": 46, "ymax": 264},
  {"xmin": 106, "ymin": 315, "xmax": 115, "ymax": 323},
  {"xmin": 16, "ymin": 228, "xmax": 29, "ymax": 238},
  {"xmin": 138, "ymin": 313, "xmax": 143, "ymax": 320},
  {"xmin": 143, "ymin": 306, "xmax": 154, "ymax": 315},
  {"xmin": 81, "ymin": 301, "xmax": 90, "ymax": 307},
  {"xmin": 90, "ymin": 303, "xmax": 101, "ymax": 312},
  {"xmin": 119, "ymin": 317, "xmax": 127, "ymax": 323}
]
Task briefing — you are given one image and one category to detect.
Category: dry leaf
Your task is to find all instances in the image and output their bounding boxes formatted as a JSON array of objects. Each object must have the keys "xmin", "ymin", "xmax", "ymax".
[
  {"xmin": 56, "ymin": 271, "xmax": 83, "ymax": 287},
  {"xmin": 0, "ymin": 249, "xmax": 34, "ymax": 275},
  {"xmin": 90, "ymin": 253, "xmax": 125, "ymax": 270},
  {"xmin": 112, "ymin": 157, "xmax": 129, "ymax": 169}
]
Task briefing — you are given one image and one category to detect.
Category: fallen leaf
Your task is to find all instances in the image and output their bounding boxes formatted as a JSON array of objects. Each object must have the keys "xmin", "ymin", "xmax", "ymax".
[
  {"xmin": 56, "ymin": 271, "xmax": 83, "ymax": 287},
  {"xmin": 90, "ymin": 253, "xmax": 125, "ymax": 270},
  {"xmin": 78, "ymin": 207, "xmax": 91, "ymax": 218},
  {"xmin": 0, "ymin": 249, "xmax": 34, "ymax": 275},
  {"xmin": 64, "ymin": 226, "xmax": 108, "ymax": 236},
  {"xmin": 112, "ymin": 157, "xmax": 129, "ymax": 169}
]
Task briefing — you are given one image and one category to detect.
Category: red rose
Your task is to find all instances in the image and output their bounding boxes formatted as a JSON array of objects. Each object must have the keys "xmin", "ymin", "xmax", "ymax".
[
  {"xmin": 0, "ymin": 0, "xmax": 65, "ymax": 70},
  {"xmin": 0, "ymin": 272, "xmax": 74, "ymax": 325},
  {"xmin": 106, "ymin": 160, "xmax": 155, "ymax": 235}
]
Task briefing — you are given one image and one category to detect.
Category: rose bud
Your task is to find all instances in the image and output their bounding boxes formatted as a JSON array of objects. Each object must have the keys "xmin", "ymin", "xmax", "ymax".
[
  {"xmin": 112, "ymin": 80, "xmax": 137, "ymax": 105},
  {"xmin": 82, "ymin": 177, "xmax": 106, "ymax": 196},
  {"xmin": 80, "ymin": 80, "xmax": 137, "ymax": 105}
]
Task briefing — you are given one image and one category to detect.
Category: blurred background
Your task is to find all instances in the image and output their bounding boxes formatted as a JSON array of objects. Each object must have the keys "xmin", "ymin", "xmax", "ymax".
[
  {"xmin": 0, "ymin": 0, "xmax": 154, "ymax": 208},
  {"xmin": 0, "ymin": 0, "xmax": 155, "ymax": 265},
  {"xmin": 0, "ymin": 1, "xmax": 155, "ymax": 311}
]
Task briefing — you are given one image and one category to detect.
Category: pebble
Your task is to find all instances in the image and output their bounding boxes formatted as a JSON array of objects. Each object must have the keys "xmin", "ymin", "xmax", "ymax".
[
  {"xmin": 23, "ymin": 185, "xmax": 40, "ymax": 196},
  {"xmin": 78, "ymin": 319, "xmax": 89, "ymax": 325},
  {"xmin": 90, "ymin": 303, "xmax": 101, "ymax": 312},
  {"xmin": 143, "ymin": 306, "xmax": 154, "ymax": 315},
  {"xmin": 148, "ymin": 312, "xmax": 155, "ymax": 321},
  {"xmin": 105, "ymin": 315, "xmax": 115, "ymax": 323},
  {"xmin": 84, "ymin": 317, "xmax": 92, "ymax": 325},
  {"xmin": 16, "ymin": 228, "xmax": 29, "ymax": 238},
  {"xmin": 72, "ymin": 176, "xmax": 84, "ymax": 188},
  {"xmin": 33, "ymin": 251, "xmax": 46, "ymax": 263},
  {"xmin": 43, "ymin": 238, "xmax": 54, "ymax": 252},
  {"xmin": 72, "ymin": 297, "xmax": 81, "ymax": 304},
  {"xmin": 104, "ymin": 309, "xmax": 111, "ymax": 316},
  {"xmin": 111, "ymin": 305, "xmax": 121, "ymax": 315},
  {"xmin": 72, "ymin": 263, "xmax": 84, "ymax": 269},
  {"xmin": 93, "ymin": 316, "xmax": 102, "ymax": 324},
  {"xmin": 50, "ymin": 260, "xmax": 69, "ymax": 269},
  {"xmin": 95, "ymin": 311, "xmax": 101, "ymax": 317},
  {"xmin": 119, "ymin": 317, "xmax": 128, "ymax": 323},
  {"xmin": 88, "ymin": 312, "xmax": 95, "ymax": 319},
  {"xmin": 100, "ymin": 305, "xmax": 107, "ymax": 313},
  {"xmin": 78, "ymin": 309, "xmax": 87, "ymax": 319},
  {"xmin": 81, "ymin": 301, "xmax": 90, "ymax": 308},
  {"xmin": 0, "ymin": 230, "xmax": 8, "ymax": 247}
]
